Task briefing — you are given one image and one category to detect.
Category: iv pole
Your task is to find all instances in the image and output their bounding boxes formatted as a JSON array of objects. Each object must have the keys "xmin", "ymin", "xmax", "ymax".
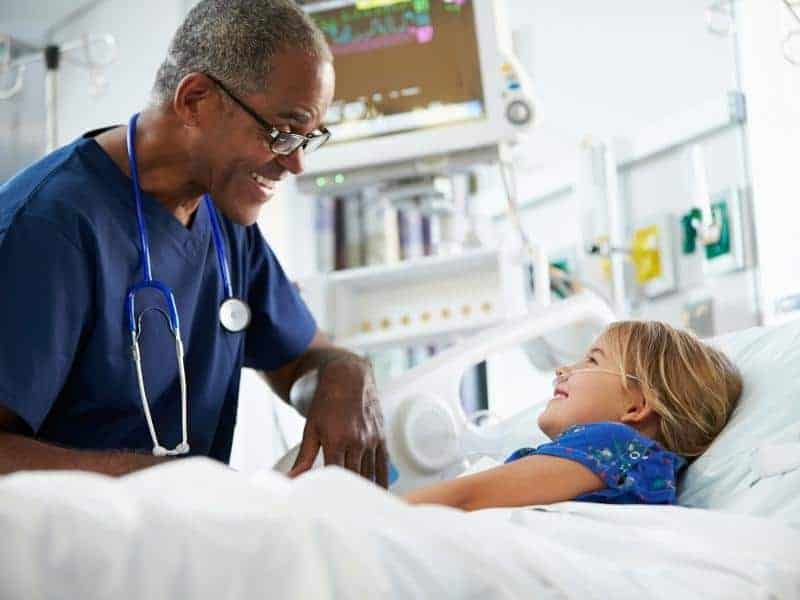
[{"xmin": 0, "ymin": 33, "xmax": 117, "ymax": 152}]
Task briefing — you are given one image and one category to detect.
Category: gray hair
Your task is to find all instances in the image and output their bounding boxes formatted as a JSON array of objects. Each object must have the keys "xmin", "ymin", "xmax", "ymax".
[{"xmin": 152, "ymin": 0, "xmax": 331, "ymax": 103}]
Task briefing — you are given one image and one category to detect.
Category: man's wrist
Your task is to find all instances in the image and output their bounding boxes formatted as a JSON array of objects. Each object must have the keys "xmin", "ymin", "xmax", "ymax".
[
  {"xmin": 288, "ymin": 350, "xmax": 374, "ymax": 417},
  {"xmin": 316, "ymin": 349, "xmax": 370, "ymax": 374}
]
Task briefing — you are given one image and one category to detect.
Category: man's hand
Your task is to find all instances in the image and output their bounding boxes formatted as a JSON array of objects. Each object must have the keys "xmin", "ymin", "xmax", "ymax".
[{"xmin": 289, "ymin": 356, "xmax": 388, "ymax": 487}]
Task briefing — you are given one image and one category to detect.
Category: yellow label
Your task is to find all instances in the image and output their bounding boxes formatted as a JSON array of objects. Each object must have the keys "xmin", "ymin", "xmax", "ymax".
[{"xmin": 631, "ymin": 225, "xmax": 663, "ymax": 284}]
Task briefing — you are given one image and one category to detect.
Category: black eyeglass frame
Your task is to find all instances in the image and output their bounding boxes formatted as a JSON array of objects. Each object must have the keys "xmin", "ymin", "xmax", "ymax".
[{"xmin": 204, "ymin": 73, "xmax": 331, "ymax": 156}]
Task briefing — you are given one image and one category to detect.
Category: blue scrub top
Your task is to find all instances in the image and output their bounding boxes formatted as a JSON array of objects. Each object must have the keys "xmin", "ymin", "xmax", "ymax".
[{"xmin": 0, "ymin": 128, "xmax": 317, "ymax": 462}]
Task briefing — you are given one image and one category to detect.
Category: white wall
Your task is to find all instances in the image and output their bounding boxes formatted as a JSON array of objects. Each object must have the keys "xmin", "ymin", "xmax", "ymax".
[
  {"xmin": 1, "ymin": 16, "xmax": 50, "ymax": 180},
  {"xmin": 496, "ymin": 0, "xmax": 798, "ymax": 336},
  {"xmin": 53, "ymin": 0, "xmax": 183, "ymax": 141},
  {"xmin": 505, "ymin": 0, "xmax": 737, "ymax": 169},
  {"xmin": 0, "ymin": 60, "xmax": 47, "ymax": 181},
  {"xmin": 483, "ymin": 1, "xmax": 759, "ymax": 415},
  {"xmin": 739, "ymin": 0, "xmax": 800, "ymax": 325},
  {"xmin": 500, "ymin": 0, "xmax": 755, "ymax": 330},
  {"xmin": 487, "ymin": 0, "xmax": 800, "ymax": 421}
]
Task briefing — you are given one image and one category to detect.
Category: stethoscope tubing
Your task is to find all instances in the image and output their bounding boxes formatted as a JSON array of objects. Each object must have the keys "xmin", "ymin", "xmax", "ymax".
[
  {"xmin": 125, "ymin": 112, "xmax": 237, "ymax": 331},
  {"xmin": 127, "ymin": 113, "xmax": 154, "ymax": 282},
  {"xmin": 204, "ymin": 194, "xmax": 234, "ymax": 299}
]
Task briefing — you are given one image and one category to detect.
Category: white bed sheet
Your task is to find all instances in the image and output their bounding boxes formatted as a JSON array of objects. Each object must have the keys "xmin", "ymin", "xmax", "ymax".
[{"xmin": 1, "ymin": 458, "xmax": 798, "ymax": 600}]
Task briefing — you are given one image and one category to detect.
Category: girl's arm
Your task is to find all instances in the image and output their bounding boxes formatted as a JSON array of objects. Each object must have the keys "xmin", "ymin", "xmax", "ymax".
[{"xmin": 403, "ymin": 455, "xmax": 604, "ymax": 511}]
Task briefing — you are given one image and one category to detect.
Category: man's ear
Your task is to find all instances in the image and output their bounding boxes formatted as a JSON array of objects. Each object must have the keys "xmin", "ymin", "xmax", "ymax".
[{"xmin": 172, "ymin": 72, "xmax": 218, "ymax": 127}]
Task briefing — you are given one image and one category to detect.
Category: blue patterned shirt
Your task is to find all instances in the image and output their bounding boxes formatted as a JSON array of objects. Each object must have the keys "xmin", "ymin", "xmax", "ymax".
[{"xmin": 505, "ymin": 422, "xmax": 687, "ymax": 505}]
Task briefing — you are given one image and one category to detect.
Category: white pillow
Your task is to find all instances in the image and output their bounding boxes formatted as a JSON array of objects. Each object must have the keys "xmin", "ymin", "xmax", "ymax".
[{"xmin": 678, "ymin": 317, "xmax": 800, "ymax": 526}]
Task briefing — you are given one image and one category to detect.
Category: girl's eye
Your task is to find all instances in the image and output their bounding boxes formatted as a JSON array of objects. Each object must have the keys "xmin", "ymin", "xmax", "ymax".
[{"xmin": 587, "ymin": 356, "xmax": 598, "ymax": 365}]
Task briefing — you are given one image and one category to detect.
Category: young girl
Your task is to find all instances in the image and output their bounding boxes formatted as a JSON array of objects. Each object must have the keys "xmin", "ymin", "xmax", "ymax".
[{"xmin": 404, "ymin": 320, "xmax": 742, "ymax": 510}]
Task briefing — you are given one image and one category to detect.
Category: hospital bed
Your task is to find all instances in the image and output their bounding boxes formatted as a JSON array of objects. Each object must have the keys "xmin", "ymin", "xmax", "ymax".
[{"xmin": 1, "ymin": 298, "xmax": 799, "ymax": 599}]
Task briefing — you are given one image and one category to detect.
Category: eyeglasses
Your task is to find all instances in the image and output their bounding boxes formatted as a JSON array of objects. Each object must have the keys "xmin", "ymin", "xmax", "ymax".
[
  {"xmin": 553, "ymin": 368, "xmax": 644, "ymax": 388},
  {"xmin": 204, "ymin": 73, "xmax": 331, "ymax": 156}
]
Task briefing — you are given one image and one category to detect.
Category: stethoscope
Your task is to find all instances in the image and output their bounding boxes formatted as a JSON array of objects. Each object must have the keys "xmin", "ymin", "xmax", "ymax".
[{"xmin": 124, "ymin": 112, "xmax": 251, "ymax": 457}]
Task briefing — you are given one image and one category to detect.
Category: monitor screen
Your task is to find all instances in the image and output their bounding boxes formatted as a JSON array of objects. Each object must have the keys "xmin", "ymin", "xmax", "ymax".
[{"xmin": 300, "ymin": 0, "xmax": 486, "ymax": 146}]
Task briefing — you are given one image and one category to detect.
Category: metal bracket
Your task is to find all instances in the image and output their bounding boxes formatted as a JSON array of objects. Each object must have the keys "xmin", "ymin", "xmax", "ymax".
[{"xmin": 727, "ymin": 90, "xmax": 747, "ymax": 123}]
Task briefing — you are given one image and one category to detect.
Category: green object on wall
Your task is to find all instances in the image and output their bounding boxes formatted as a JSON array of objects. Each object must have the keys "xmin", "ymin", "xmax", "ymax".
[
  {"xmin": 705, "ymin": 200, "xmax": 732, "ymax": 260},
  {"xmin": 681, "ymin": 208, "xmax": 702, "ymax": 254}
]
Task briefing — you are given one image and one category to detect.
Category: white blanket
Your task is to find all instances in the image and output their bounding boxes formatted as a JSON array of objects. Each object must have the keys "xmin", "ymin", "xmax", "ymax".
[{"xmin": 1, "ymin": 458, "xmax": 798, "ymax": 600}]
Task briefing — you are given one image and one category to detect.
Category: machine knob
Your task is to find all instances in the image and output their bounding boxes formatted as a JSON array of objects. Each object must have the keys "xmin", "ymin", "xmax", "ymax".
[{"xmin": 506, "ymin": 98, "xmax": 533, "ymax": 126}]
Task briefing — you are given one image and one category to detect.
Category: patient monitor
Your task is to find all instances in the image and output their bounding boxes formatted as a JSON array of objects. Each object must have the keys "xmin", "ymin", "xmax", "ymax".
[
  {"xmin": 276, "ymin": 292, "xmax": 615, "ymax": 494},
  {"xmin": 297, "ymin": 0, "xmax": 536, "ymax": 190}
]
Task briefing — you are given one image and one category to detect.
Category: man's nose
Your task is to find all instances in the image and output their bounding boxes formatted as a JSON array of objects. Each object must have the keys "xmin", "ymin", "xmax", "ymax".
[{"xmin": 276, "ymin": 147, "xmax": 306, "ymax": 175}]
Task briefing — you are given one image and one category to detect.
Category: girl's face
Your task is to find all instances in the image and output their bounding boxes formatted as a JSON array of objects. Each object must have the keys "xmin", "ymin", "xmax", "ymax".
[{"xmin": 537, "ymin": 335, "xmax": 641, "ymax": 439}]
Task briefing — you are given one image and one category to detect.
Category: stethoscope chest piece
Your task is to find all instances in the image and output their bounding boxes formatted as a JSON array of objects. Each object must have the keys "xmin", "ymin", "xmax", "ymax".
[{"xmin": 219, "ymin": 297, "xmax": 251, "ymax": 332}]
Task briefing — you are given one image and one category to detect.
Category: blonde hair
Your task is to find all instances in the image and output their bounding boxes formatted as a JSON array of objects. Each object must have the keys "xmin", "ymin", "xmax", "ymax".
[{"xmin": 601, "ymin": 321, "xmax": 742, "ymax": 458}]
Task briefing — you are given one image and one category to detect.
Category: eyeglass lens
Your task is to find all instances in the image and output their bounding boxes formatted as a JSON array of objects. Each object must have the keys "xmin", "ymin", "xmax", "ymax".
[{"xmin": 271, "ymin": 131, "xmax": 329, "ymax": 156}]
